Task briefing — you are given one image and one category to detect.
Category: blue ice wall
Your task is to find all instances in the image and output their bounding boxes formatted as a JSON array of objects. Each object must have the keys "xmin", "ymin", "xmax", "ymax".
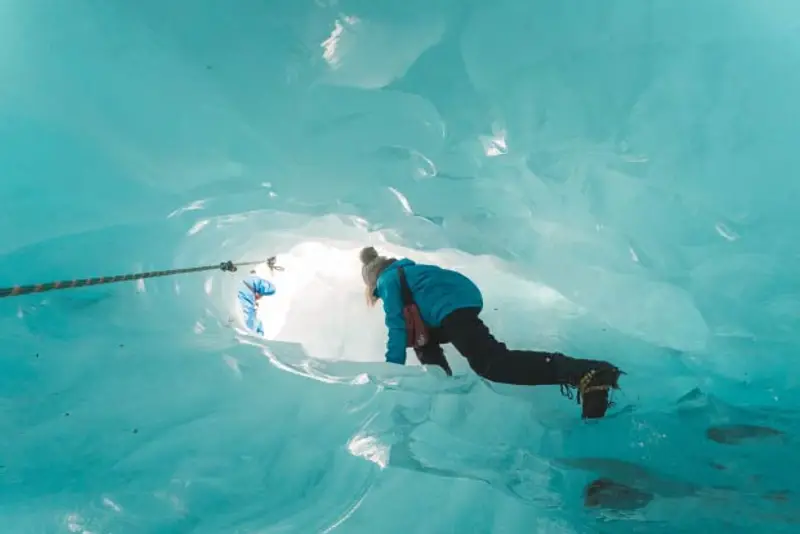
[{"xmin": 1, "ymin": 0, "xmax": 799, "ymax": 532}]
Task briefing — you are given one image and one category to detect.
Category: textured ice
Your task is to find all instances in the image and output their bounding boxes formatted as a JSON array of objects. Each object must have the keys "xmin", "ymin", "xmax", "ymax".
[{"xmin": 1, "ymin": 0, "xmax": 799, "ymax": 532}]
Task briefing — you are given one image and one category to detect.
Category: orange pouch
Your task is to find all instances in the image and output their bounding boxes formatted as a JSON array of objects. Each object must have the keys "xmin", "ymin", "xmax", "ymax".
[{"xmin": 398, "ymin": 267, "xmax": 430, "ymax": 348}]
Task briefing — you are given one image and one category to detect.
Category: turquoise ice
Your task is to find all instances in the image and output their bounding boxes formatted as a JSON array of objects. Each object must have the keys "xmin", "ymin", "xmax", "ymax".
[{"xmin": 1, "ymin": 0, "xmax": 798, "ymax": 532}]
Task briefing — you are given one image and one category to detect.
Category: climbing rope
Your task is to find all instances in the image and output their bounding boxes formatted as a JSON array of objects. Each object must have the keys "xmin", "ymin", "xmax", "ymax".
[{"xmin": 0, "ymin": 257, "xmax": 282, "ymax": 299}]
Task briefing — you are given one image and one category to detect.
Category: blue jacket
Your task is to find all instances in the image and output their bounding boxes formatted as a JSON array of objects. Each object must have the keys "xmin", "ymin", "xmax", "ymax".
[
  {"xmin": 374, "ymin": 258, "xmax": 483, "ymax": 365},
  {"xmin": 237, "ymin": 275, "xmax": 276, "ymax": 335}
]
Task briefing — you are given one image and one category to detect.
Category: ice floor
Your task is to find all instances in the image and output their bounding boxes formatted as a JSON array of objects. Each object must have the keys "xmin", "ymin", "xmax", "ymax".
[{"xmin": 1, "ymin": 0, "xmax": 799, "ymax": 532}]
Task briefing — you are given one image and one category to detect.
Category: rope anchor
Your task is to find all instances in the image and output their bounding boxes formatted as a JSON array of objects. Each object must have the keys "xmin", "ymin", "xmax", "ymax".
[{"xmin": 0, "ymin": 256, "xmax": 282, "ymax": 299}]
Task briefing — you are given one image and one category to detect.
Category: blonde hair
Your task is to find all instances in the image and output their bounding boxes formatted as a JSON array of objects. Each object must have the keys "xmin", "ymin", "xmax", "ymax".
[
  {"xmin": 361, "ymin": 246, "xmax": 380, "ymax": 307},
  {"xmin": 360, "ymin": 246, "xmax": 395, "ymax": 307},
  {"xmin": 365, "ymin": 286, "xmax": 379, "ymax": 307}
]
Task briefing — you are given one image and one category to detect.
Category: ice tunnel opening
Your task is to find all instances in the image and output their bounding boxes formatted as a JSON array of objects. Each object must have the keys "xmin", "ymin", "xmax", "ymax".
[
  {"xmin": 219, "ymin": 216, "xmax": 579, "ymax": 374},
  {"xmin": 5, "ymin": 0, "xmax": 800, "ymax": 530}
]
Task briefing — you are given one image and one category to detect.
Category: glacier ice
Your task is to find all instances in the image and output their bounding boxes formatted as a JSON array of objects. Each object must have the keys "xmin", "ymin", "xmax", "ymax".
[{"xmin": 1, "ymin": 0, "xmax": 800, "ymax": 532}]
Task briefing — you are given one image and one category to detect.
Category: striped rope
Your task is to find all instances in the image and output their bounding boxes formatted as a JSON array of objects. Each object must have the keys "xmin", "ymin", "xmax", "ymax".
[{"xmin": 0, "ymin": 258, "xmax": 277, "ymax": 299}]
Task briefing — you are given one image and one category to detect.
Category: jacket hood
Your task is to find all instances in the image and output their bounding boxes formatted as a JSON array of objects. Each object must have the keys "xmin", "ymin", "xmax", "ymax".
[
  {"xmin": 371, "ymin": 258, "xmax": 415, "ymax": 296},
  {"xmin": 380, "ymin": 258, "xmax": 415, "ymax": 274}
]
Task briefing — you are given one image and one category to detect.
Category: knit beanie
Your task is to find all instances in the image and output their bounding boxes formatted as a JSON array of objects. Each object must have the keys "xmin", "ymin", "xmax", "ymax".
[{"xmin": 360, "ymin": 246, "xmax": 396, "ymax": 294}]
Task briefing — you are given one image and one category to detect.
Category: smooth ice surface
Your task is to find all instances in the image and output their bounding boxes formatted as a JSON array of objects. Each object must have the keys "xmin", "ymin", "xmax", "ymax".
[{"xmin": 2, "ymin": 0, "xmax": 800, "ymax": 532}]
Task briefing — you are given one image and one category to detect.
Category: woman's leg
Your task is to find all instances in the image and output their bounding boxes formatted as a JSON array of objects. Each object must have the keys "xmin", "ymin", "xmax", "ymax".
[
  {"xmin": 414, "ymin": 343, "xmax": 453, "ymax": 376},
  {"xmin": 412, "ymin": 326, "xmax": 453, "ymax": 375},
  {"xmin": 441, "ymin": 308, "xmax": 621, "ymax": 418},
  {"xmin": 440, "ymin": 308, "xmax": 559, "ymax": 384}
]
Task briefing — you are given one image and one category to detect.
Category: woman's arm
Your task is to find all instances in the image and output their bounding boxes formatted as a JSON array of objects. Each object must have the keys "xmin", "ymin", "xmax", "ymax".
[{"xmin": 377, "ymin": 273, "xmax": 407, "ymax": 365}]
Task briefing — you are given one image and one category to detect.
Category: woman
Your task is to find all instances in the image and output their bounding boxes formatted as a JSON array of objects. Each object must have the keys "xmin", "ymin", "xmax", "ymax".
[{"xmin": 360, "ymin": 246, "xmax": 622, "ymax": 419}]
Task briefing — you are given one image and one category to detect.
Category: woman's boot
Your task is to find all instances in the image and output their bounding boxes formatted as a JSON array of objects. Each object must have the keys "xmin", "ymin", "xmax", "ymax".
[{"xmin": 552, "ymin": 354, "xmax": 623, "ymax": 419}]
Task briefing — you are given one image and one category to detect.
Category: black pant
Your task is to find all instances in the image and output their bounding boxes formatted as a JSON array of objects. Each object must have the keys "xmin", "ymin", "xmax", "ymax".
[{"xmin": 415, "ymin": 307, "xmax": 566, "ymax": 385}]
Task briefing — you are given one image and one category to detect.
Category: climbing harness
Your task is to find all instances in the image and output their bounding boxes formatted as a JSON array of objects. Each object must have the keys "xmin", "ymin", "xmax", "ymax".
[{"xmin": 0, "ymin": 256, "xmax": 283, "ymax": 299}]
